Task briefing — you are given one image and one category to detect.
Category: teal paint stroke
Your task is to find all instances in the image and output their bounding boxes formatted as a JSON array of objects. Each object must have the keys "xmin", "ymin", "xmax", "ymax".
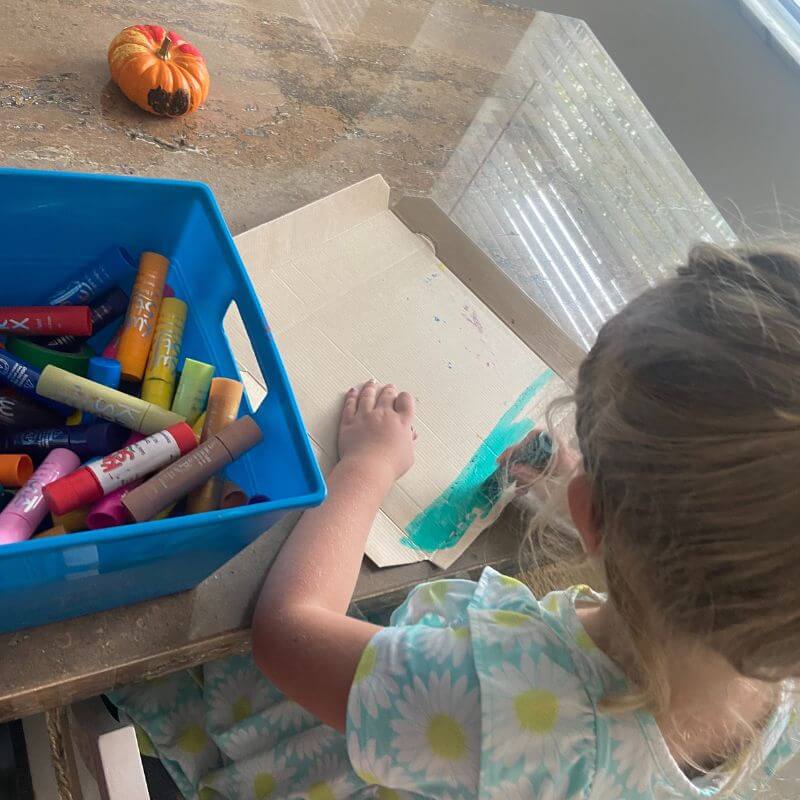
[{"xmin": 402, "ymin": 369, "xmax": 554, "ymax": 554}]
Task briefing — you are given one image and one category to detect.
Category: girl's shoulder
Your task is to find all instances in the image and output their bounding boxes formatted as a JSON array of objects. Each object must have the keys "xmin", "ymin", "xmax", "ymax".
[
  {"xmin": 388, "ymin": 567, "xmax": 620, "ymax": 701},
  {"xmin": 392, "ymin": 569, "xmax": 615, "ymax": 676},
  {"xmin": 348, "ymin": 568, "xmax": 620, "ymax": 799},
  {"xmin": 393, "ymin": 566, "xmax": 602, "ymax": 626},
  {"xmin": 357, "ymin": 570, "xmax": 800, "ymax": 799}
]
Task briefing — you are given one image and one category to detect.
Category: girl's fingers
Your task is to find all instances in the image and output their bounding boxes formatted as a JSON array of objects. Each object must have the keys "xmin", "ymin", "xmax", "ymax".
[
  {"xmin": 377, "ymin": 384, "xmax": 398, "ymax": 408},
  {"xmin": 358, "ymin": 379, "xmax": 378, "ymax": 412},
  {"xmin": 497, "ymin": 446, "xmax": 513, "ymax": 464},
  {"xmin": 341, "ymin": 387, "xmax": 358, "ymax": 421},
  {"xmin": 509, "ymin": 463, "xmax": 540, "ymax": 486},
  {"xmin": 394, "ymin": 391, "xmax": 415, "ymax": 419},
  {"xmin": 497, "ymin": 428, "xmax": 544, "ymax": 464}
]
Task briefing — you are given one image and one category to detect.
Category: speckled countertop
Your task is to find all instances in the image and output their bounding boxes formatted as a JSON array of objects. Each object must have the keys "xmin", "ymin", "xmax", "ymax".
[
  {"xmin": 0, "ymin": 0, "xmax": 732, "ymax": 719},
  {"xmin": 2, "ymin": 0, "xmax": 543, "ymax": 234}
]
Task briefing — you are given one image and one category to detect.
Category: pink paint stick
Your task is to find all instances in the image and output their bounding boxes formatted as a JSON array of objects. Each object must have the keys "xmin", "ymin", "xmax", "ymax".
[
  {"xmin": 86, "ymin": 481, "xmax": 142, "ymax": 529},
  {"xmin": 0, "ymin": 448, "xmax": 81, "ymax": 545}
]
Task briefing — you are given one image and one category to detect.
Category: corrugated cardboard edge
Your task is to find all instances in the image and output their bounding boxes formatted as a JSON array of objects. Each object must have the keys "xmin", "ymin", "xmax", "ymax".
[
  {"xmin": 392, "ymin": 196, "xmax": 585, "ymax": 388},
  {"xmin": 235, "ymin": 175, "xmax": 391, "ymax": 267}
]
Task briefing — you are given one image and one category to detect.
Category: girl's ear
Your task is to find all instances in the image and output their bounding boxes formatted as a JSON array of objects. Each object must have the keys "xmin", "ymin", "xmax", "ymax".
[{"xmin": 567, "ymin": 473, "xmax": 602, "ymax": 554}]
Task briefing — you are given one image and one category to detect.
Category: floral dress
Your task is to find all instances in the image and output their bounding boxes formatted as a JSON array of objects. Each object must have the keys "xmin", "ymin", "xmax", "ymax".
[{"xmin": 110, "ymin": 568, "xmax": 799, "ymax": 799}]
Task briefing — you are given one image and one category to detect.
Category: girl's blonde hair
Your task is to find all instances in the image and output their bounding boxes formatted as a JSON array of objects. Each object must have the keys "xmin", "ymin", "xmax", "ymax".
[{"xmin": 524, "ymin": 242, "xmax": 800, "ymax": 782}]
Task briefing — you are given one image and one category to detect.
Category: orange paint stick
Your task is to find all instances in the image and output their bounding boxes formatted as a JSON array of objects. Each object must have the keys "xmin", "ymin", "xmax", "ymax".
[
  {"xmin": 0, "ymin": 454, "xmax": 34, "ymax": 487},
  {"xmin": 117, "ymin": 252, "xmax": 169, "ymax": 382}
]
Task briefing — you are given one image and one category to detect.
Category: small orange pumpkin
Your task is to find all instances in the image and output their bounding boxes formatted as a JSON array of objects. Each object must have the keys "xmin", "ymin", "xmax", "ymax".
[{"xmin": 108, "ymin": 24, "xmax": 210, "ymax": 117}]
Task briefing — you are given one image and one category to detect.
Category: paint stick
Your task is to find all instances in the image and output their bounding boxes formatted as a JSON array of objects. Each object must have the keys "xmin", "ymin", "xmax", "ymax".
[
  {"xmin": 0, "ymin": 454, "xmax": 34, "ymax": 487},
  {"xmin": 0, "ymin": 350, "xmax": 73, "ymax": 416},
  {"xmin": 117, "ymin": 252, "xmax": 169, "ymax": 382},
  {"xmin": 220, "ymin": 480, "xmax": 247, "ymax": 509},
  {"xmin": 171, "ymin": 359, "xmax": 214, "ymax": 425},
  {"xmin": 141, "ymin": 298, "xmax": 187, "ymax": 409},
  {"xmin": 41, "ymin": 288, "xmax": 129, "ymax": 352},
  {"xmin": 0, "ymin": 306, "xmax": 92, "ymax": 336},
  {"xmin": 36, "ymin": 366, "xmax": 184, "ymax": 435},
  {"xmin": 52, "ymin": 507, "xmax": 89, "ymax": 533},
  {"xmin": 44, "ymin": 422, "xmax": 196, "ymax": 515},
  {"xmin": 122, "ymin": 416, "xmax": 262, "ymax": 522},
  {"xmin": 0, "ymin": 388, "xmax": 65, "ymax": 430},
  {"xmin": 185, "ymin": 378, "xmax": 243, "ymax": 514},
  {"xmin": 46, "ymin": 246, "xmax": 134, "ymax": 306},
  {"xmin": 0, "ymin": 449, "xmax": 81, "ymax": 545},
  {"xmin": 33, "ymin": 524, "xmax": 67, "ymax": 539}
]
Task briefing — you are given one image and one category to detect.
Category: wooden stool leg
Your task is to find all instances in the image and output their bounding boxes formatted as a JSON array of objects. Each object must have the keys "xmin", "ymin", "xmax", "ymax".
[{"xmin": 46, "ymin": 706, "xmax": 84, "ymax": 800}]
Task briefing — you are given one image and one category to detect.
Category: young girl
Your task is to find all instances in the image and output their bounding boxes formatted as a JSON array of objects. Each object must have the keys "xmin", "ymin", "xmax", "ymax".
[{"xmin": 114, "ymin": 243, "xmax": 799, "ymax": 799}]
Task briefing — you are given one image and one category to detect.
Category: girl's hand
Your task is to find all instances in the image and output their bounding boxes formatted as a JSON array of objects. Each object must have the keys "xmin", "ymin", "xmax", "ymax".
[
  {"xmin": 497, "ymin": 428, "xmax": 580, "ymax": 491},
  {"xmin": 337, "ymin": 381, "xmax": 416, "ymax": 483}
]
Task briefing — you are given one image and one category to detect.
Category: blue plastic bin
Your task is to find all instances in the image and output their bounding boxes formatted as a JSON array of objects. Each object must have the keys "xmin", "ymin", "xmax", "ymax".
[{"xmin": 0, "ymin": 168, "xmax": 326, "ymax": 633}]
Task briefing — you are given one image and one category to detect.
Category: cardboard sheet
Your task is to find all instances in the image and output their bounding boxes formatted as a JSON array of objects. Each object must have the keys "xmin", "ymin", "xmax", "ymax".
[{"xmin": 233, "ymin": 176, "xmax": 569, "ymax": 568}]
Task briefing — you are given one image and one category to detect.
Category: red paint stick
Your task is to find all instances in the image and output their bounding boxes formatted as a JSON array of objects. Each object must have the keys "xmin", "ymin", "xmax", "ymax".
[
  {"xmin": 0, "ymin": 306, "xmax": 92, "ymax": 336},
  {"xmin": 44, "ymin": 422, "xmax": 196, "ymax": 515},
  {"xmin": 102, "ymin": 326, "xmax": 122, "ymax": 359}
]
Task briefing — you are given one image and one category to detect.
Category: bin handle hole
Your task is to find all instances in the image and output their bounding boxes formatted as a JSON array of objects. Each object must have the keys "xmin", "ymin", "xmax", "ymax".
[{"xmin": 222, "ymin": 300, "xmax": 269, "ymax": 412}]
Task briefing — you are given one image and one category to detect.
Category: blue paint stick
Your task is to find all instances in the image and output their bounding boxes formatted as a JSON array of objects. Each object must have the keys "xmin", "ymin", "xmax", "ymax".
[
  {"xmin": 0, "ymin": 422, "xmax": 128, "ymax": 461},
  {"xmin": 46, "ymin": 247, "xmax": 135, "ymax": 306},
  {"xmin": 83, "ymin": 357, "xmax": 122, "ymax": 424},
  {"xmin": 0, "ymin": 350, "xmax": 73, "ymax": 416}
]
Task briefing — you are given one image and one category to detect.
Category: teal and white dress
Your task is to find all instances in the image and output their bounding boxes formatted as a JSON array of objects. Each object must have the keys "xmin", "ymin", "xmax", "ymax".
[{"xmin": 110, "ymin": 568, "xmax": 799, "ymax": 799}]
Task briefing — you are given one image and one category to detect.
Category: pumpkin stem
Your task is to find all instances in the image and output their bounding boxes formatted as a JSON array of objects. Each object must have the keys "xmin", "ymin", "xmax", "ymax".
[{"xmin": 157, "ymin": 35, "xmax": 171, "ymax": 59}]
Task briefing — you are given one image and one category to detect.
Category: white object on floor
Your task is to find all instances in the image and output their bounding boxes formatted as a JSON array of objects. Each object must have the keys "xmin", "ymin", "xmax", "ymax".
[
  {"xmin": 71, "ymin": 697, "xmax": 149, "ymax": 799},
  {"xmin": 23, "ymin": 702, "xmax": 150, "ymax": 800}
]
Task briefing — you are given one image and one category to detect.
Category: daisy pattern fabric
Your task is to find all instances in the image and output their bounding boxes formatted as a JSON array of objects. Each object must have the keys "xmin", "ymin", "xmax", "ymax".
[
  {"xmin": 349, "ymin": 571, "xmax": 800, "ymax": 799},
  {"xmin": 109, "ymin": 569, "xmax": 800, "ymax": 799}
]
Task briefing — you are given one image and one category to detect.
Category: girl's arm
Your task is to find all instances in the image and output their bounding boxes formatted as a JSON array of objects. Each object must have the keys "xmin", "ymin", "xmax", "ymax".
[{"xmin": 252, "ymin": 381, "xmax": 416, "ymax": 732}]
